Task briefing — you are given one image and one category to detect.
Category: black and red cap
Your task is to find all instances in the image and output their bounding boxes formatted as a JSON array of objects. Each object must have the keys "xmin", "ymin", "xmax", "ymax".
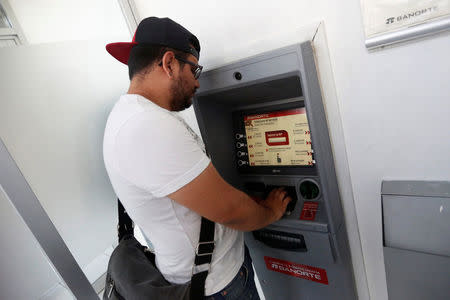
[{"xmin": 106, "ymin": 17, "xmax": 200, "ymax": 65}]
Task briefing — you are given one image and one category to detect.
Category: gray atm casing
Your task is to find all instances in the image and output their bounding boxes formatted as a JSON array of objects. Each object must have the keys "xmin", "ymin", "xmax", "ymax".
[{"xmin": 193, "ymin": 42, "xmax": 357, "ymax": 299}]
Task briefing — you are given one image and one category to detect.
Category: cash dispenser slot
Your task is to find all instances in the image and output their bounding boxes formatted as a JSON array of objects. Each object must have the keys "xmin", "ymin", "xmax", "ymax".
[
  {"xmin": 253, "ymin": 229, "xmax": 307, "ymax": 252},
  {"xmin": 247, "ymin": 227, "xmax": 336, "ymax": 264},
  {"xmin": 244, "ymin": 181, "xmax": 266, "ymax": 199}
]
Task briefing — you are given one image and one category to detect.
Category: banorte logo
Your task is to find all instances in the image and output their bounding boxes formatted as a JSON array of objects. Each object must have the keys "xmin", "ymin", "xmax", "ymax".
[
  {"xmin": 264, "ymin": 256, "xmax": 329, "ymax": 285},
  {"xmin": 271, "ymin": 262, "xmax": 322, "ymax": 280},
  {"xmin": 246, "ymin": 114, "xmax": 269, "ymax": 121},
  {"xmin": 385, "ymin": 6, "xmax": 438, "ymax": 25}
]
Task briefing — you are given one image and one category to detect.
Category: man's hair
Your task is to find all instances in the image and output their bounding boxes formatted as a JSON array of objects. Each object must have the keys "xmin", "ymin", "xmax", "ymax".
[{"xmin": 128, "ymin": 45, "xmax": 189, "ymax": 80}]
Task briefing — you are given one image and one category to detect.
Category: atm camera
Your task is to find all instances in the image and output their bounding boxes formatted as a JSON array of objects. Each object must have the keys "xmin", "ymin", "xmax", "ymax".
[{"xmin": 233, "ymin": 72, "xmax": 243, "ymax": 81}]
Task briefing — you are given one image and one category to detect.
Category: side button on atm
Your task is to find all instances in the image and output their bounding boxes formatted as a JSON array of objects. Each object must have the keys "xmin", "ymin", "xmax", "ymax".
[
  {"xmin": 237, "ymin": 151, "xmax": 248, "ymax": 157},
  {"xmin": 238, "ymin": 160, "xmax": 248, "ymax": 166}
]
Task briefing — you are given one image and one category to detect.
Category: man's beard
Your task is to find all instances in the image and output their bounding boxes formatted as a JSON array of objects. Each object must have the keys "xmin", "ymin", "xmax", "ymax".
[{"xmin": 169, "ymin": 77, "xmax": 194, "ymax": 111}]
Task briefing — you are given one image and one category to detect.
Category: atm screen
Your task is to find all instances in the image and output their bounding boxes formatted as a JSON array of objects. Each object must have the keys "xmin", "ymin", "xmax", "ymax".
[{"xmin": 243, "ymin": 108, "xmax": 313, "ymax": 167}]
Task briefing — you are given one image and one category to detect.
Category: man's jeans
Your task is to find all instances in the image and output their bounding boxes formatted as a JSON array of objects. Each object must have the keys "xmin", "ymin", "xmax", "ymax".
[{"xmin": 205, "ymin": 246, "xmax": 260, "ymax": 300}]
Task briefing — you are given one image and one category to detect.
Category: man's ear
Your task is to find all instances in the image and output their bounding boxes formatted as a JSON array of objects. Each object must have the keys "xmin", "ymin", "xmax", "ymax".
[{"xmin": 161, "ymin": 51, "xmax": 177, "ymax": 78}]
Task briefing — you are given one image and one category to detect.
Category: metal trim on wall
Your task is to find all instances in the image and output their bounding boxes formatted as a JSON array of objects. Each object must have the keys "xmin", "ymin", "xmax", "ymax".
[
  {"xmin": 0, "ymin": 138, "xmax": 98, "ymax": 299},
  {"xmin": 0, "ymin": 0, "xmax": 28, "ymax": 45},
  {"xmin": 117, "ymin": 0, "xmax": 140, "ymax": 36},
  {"xmin": 365, "ymin": 16, "xmax": 450, "ymax": 49}
]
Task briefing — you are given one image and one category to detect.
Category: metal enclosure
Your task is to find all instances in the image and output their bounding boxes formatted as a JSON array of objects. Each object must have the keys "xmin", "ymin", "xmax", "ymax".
[
  {"xmin": 382, "ymin": 181, "xmax": 450, "ymax": 300},
  {"xmin": 193, "ymin": 42, "xmax": 356, "ymax": 299}
]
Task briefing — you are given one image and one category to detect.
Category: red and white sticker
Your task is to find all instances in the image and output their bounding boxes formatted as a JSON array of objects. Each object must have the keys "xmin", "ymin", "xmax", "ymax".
[
  {"xmin": 265, "ymin": 130, "xmax": 290, "ymax": 146},
  {"xmin": 264, "ymin": 256, "xmax": 328, "ymax": 285},
  {"xmin": 300, "ymin": 201, "xmax": 318, "ymax": 221}
]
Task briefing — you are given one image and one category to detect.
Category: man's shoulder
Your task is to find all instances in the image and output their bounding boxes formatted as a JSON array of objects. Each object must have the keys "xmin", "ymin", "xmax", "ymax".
[{"xmin": 108, "ymin": 95, "xmax": 178, "ymax": 129}]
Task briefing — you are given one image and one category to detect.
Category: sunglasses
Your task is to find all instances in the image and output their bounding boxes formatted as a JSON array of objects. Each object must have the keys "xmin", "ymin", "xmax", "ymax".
[{"xmin": 175, "ymin": 56, "xmax": 203, "ymax": 79}]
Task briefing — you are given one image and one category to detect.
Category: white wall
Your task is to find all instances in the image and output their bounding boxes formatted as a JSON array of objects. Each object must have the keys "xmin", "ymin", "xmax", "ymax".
[
  {"xmin": 135, "ymin": 1, "xmax": 450, "ymax": 299},
  {"xmin": 0, "ymin": 40, "xmax": 129, "ymax": 298},
  {"xmin": 338, "ymin": 33, "xmax": 450, "ymax": 299}
]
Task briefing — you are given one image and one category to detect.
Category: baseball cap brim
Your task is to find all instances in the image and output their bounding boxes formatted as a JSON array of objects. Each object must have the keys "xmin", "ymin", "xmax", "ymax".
[{"xmin": 106, "ymin": 42, "xmax": 138, "ymax": 65}]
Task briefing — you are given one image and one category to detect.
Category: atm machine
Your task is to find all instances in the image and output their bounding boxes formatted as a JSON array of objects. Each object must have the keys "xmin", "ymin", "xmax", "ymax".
[{"xmin": 193, "ymin": 42, "xmax": 357, "ymax": 300}]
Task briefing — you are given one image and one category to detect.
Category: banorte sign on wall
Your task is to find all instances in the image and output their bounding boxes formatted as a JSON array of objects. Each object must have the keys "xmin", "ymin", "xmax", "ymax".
[{"xmin": 361, "ymin": 0, "xmax": 449, "ymax": 37}]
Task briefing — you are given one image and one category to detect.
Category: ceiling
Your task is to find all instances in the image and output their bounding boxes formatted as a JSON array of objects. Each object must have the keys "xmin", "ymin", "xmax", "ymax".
[{"xmin": 7, "ymin": 0, "xmax": 130, "ymax": 44}]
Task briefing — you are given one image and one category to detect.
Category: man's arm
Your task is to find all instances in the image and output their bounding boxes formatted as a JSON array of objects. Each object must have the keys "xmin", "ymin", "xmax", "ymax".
[{"xmin": 169, "ymin": 162, "xmax": 291, "ymax": 231}]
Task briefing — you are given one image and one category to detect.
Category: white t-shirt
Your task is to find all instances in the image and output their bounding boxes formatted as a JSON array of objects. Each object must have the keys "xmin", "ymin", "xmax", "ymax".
[{"xmin": 103, "ymin": 94, "xmax": 244, "ymax": 295}]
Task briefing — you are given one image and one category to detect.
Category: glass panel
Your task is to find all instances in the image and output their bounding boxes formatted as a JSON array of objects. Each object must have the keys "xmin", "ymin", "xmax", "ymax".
[
  {"xmin": 0, "ymin": 5, "xmax": 12, "ymax": 28},
  {"xmin": 0, "ymin": 0, "xmax": 134, "ymax": 297},
  {"xmin": 0, "ymin": 36, "xmax": 119, "ymax": 299},
  {"xmin": 0, "ymin": 42, "xmax": 114, "ymax": 299}
]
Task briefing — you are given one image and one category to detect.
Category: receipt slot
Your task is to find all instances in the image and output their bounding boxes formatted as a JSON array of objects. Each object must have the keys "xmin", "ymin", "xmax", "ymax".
[{"xmin": 193, "ymin": 42, "xmax": 357, "ymax": 299}]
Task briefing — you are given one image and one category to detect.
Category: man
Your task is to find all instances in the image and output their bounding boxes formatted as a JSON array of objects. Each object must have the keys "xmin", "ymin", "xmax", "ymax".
[{"xmin": 103, "ymin": 17, "xmax": 291, "ymax": 299}]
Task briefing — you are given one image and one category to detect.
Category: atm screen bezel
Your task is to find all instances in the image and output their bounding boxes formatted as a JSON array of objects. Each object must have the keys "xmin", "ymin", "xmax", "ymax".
[{"xmin": 232, "ymin": 99, "xmax": 317, "ymax": 176}]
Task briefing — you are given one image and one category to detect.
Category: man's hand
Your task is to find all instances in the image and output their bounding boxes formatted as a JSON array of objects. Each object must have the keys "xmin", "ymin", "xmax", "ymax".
[{"xmin": 260, "ymin": 188, "xmax": 292, "ymax": 223}]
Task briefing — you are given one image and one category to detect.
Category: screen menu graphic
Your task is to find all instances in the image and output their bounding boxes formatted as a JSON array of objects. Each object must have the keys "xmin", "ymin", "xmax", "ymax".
[{"xmin": 244, "ymin": 108, "xmax": 313, "ymax": 166}]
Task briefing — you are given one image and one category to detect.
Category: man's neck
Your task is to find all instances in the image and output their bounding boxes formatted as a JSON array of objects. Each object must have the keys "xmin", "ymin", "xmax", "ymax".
[{"xmin": 127, "ymin": 77, "xmax": 171, "ymax": 111}]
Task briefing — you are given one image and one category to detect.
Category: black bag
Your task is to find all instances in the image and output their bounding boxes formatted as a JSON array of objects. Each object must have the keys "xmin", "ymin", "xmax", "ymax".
[{"xmin": 103, "ymin": 200, "xmax": 215, "ymax": 300}]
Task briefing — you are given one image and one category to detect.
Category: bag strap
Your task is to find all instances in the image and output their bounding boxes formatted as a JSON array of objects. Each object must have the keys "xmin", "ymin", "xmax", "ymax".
[
  {"xmin": 117, "ymin": 198, "xmax": 215, "ymax": 299},
  {"xmin": 118, "ymin": 199, "xmax": 134, "ymax": 241},
  {"xmin": 191, "ymin": 217, "xmax": 215, "ymax": 299}
]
